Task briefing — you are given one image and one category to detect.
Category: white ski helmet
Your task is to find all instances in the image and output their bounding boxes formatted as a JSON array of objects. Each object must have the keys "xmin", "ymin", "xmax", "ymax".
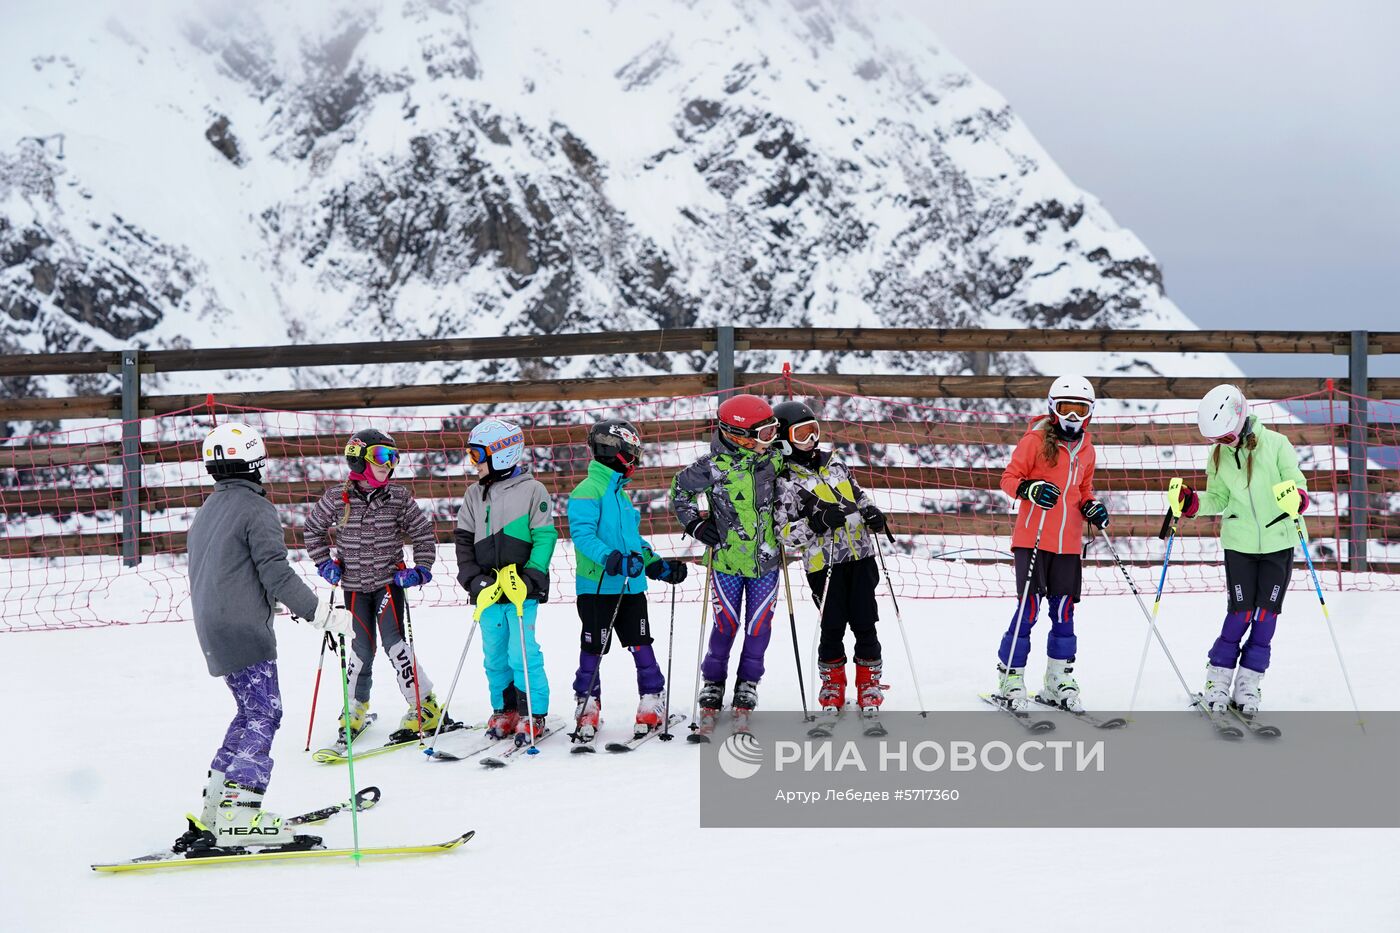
[
  {"xmin": 1197, "ymin": 384, "xmax": 1248, "ymax": 443},
  {"xmin": 1047, "ymin": 375, "xmax": 1096, "ymax": 436},
  {"xmin": 202, "ymin": 422, "xmax": 267, "ymax": 480}
]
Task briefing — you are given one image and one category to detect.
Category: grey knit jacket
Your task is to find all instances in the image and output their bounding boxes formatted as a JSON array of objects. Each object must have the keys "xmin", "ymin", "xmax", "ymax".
[{"xmin": 303, "ymin": 481, "xmax": 438, "ymax": 592}]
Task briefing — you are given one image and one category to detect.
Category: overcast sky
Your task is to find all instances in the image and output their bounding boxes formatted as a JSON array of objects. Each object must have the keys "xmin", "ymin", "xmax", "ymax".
[{"xmin": 908, "ymin": 1, "xmax": 1399, "ymax": 378}]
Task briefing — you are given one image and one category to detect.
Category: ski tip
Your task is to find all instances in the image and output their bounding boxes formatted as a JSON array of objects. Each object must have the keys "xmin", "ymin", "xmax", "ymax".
[
  {"xmin": 571, "ymin": 745, "xmax": 597, "ymax": 754},
  {"xmin": 685, "ymin": 734, "xmax": 712, "ymax": 744},
  {"xmin": 1096, "ymin": 719, "xmax": 1129, "ymax": 730}
]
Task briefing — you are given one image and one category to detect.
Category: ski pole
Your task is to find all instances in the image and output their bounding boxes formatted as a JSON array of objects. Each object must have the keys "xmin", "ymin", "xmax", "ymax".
[
  {"xmin": 688, "ymin": 555, "xmax": 714, "ymax": 732},
  {"xmin": 1276, "ymin": 481, "xmax": 1365, "ymax": 733},
  {"xmin": 660, "ymin": 579, "xmax": 678, "ymax": 741},
  {"xmin": 779, "ymin": 551, "xmax": 812, "ymax": 722},
  {"xmin": 333, "ymin": 617, "xmax": 363, "ymax": 863},
  {"xmin": 1100, "ymin": 529, "xmax": 1196, "ymax": 707},
  {"xmin": 304, "ymin": 631, "xmax": 334, "ymax": 752},
  {"xmin": 385, "ymin": 582, "xmax": 424, "ymax": 741},
  {"xmin": 1127, "ymin": 479, "xmax": 1184, "ymax": 715},
  {"xmin": 874, "ymin": 528, "xmax": 928, "ymax": 717},
  {"xmin": 425, "ymin": 617, "xmax": 478, "ymax": 757},
  {"xmin": 999, "ymin": 506, "xmax": 1049, "ymax": 701},
  {"xmin": 499, "ymin": 565, "xmax": 539, "ymax": 753}
]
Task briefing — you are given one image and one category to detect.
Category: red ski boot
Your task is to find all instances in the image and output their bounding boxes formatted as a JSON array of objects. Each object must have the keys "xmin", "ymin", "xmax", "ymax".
[
  {"xmin": 809, "ymin": 658, "xmax": 848, "ymax": 737},
  {"xmin": 854, "ymin": 658, "xmax": 888, "ymax": 736}
]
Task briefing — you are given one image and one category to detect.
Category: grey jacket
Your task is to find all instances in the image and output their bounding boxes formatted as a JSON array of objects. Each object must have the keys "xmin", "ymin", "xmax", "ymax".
[
  {"xmin": 303, "ymin": 481, "xmax": 437, "ymax": 592},
  {"xmin": 188, "ymin": 479, "xmax": 321, "ymax": 677}
]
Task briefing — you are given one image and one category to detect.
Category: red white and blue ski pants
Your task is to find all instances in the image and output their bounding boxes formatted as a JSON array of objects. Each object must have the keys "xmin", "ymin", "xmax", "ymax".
[{"xmin": 701, "ymin": 570, "xmax": 779, "ymax": 684}]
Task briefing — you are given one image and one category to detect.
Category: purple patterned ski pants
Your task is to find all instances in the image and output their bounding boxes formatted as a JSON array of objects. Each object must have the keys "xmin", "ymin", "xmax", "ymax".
[{"xmin": 210, "ymin": 659, "xmax": 283, "ymax": 790}]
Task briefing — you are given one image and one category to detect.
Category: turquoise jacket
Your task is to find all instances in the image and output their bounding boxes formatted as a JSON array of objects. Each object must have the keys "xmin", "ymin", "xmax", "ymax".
[
  {"xmin": 1196, "ymin": 418, "xmax": 1308, "ymax": 554},
  {"xmin": 568, "ymin": 460, "xmax": 661, "ymax": 595}
]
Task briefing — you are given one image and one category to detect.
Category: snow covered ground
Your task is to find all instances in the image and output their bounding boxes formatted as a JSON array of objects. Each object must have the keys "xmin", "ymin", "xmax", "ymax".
[{"xmin": 3, "ymin": 589, "xmax": 1397, "ymax": 931}]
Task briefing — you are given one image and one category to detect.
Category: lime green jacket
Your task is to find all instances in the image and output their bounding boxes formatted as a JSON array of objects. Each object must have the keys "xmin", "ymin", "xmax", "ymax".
[{"xmin": 1196, "ymin": 418, "xmax": 1307, "ymax": 554}]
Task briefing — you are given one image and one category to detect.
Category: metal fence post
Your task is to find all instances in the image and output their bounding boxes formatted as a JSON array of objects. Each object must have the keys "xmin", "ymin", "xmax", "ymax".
[
  {"xmin": 120, "ymin": 349, "xmax": 143, "ymax": 567},
  {"xmin": 1347, "ymin": 330, "xmax": 1369, "ymax": 572},
  {"xmin": 716, "ymin": 325, "xmax": 736, "ymax": 399}
]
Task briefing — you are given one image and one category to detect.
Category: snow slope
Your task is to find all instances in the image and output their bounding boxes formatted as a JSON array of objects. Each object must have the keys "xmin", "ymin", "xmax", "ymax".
[{"xmin": 3, "ymin": 591, "xmax": 1395, "ymax": 931}]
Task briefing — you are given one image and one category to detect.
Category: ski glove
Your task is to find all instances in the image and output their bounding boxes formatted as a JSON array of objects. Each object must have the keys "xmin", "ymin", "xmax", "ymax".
[
  {"xmin": 685, "ymin": 518, "xmax": 724, "ymax": 548},
  {"xmin": 519, "ymin": 566, "xmax": 549, "ymax": 601},
  {"xmin": 316, "ymin": 559, "xmax": 342, "ymax": 585},
  {"xmin": 1297, "ymin": 489, "xmax": 1310, "ymax": 514},
  {"xmin": 1080, "ymin": 499, "xmax": 1109, "ymax": 529},
  {"xmin": 393, "ymin": 565, "xmax": 432, "ymax": 588},
  {"xmin": 646, "ymin": 558, "xmax": 689, "ymax": 585},
  {"xmin": 468, "ymin": 575, "xmax": 497, "ymax": 600},
  {"xmin": 308, "ymin": 600, "xmax": 352, "ymax": 638},
  {"xmin": 1176, "ymin": 484, "xmax": 1200, "ymax": 518},
  {"xmin": 1016, "ymin": 479, "xmax": 1061, "ymax": 509},
  {"xmin": 604, "ymin": 550, "xmax": 646, "ymax": 578},
  {"xmin": 808, "ymin": 501, "xmax": 850, "ymax": 535},
  {"xmin": 858, "ymin": 503, "xmax": 887, "ymax": 534}
]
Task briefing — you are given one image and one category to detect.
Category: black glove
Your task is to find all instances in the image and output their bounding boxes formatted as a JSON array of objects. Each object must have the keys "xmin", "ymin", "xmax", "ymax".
[
  {"xmin": 468, "ymin": 574, "xmax": 495, "ymax": 600},
  {"xmin": 604, "ymin": 550, "xmax": 645, "ymax": 578},
  {"xmin": 1080, "ymin": 498, "xmax": 1109, "ymax": 529},
  {"xmin": 646, "ymin": 559, "xmax": 689, "ymax": 585},
  {"xmin": 1016, "ymin": 479, "xmax": 1062, "ymax": 509},
  {"xmin": 858, "ymin": 503, "xmax": 887, "ymax": 534},
  {"xmin": 520, "ymin": 566, "xmax": 549, "ymax": 601},
  {"xmin": 685, "ymin": 518, "xmax": 723, "ymax": 548},
  {"xmin": 808, "ymin": 501, "xmax": 849, "ymax": 535}
]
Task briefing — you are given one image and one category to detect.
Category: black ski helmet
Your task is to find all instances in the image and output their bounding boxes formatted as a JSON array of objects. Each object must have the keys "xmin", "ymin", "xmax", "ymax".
[
  {"xmin": 587, "ymin": 419, "xmax": 642, "ymax": 476},
  {"xmin": 772, "ymin": 400, "xmax": 820, "ymax": 458},
  {"xmin": 345, "ymin": 428, "xmax": 397, "ymax": 474}
]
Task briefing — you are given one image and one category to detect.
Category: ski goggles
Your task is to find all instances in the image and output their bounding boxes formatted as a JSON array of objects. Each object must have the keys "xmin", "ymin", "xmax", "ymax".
[
  {"xmin": 728, "ymin": 417, "xmax": 780, "ymax": 445},
  {"xmin": 346, "ymin": 442, "xmax": 400, "ymax": 466},
  {"xmin": 466, "ymin": 444, "xmax": 489, "ymax": 467},
  {"xmin": 1052, "ymin": 399, "xmax": 1092, "ymax": 421},
  {"xmin": 787, "ymin": 419, "xmax": 821, "ymax": 449}
]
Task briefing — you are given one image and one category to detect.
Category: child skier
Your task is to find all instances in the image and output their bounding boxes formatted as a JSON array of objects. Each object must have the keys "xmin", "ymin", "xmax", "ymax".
[
  {"xmin": 303, "ymin": 428, "xmax": 444, "ymax": 744},
  {"xmin": 182, "ymin": 422, "xmax": 350, "ymax": 852},
  {"xmin": 993, "ymin": 375, "xmax": 1108, "ymax": 712},
  {"xmin": 567, "ymin": 419, "xmax": 689, "ymax": 744},
  {"xmin": 771, "ymin": 400, "xmax": 890, "ymax": 725},
  {"xmin": 454, "ymin": 418, "xmax": 558, "ymax": 745},
  {"xmin": 1174, "ymin": 384, "xmax": 1308, "ymax": 715},
  {"xmin": 671, "ymin": 394, "xmax": 804, "ymax": 727}
]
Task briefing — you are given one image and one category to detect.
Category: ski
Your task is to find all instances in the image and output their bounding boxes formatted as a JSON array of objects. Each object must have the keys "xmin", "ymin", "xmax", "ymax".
[
  {"xmin": 94, "ymin": 832, "xmax": 474, "ymax": 873},
  {"xmin": 605, "ymin": 714, "xmax": 688, "ymax": 753},
  {"xmin": 979, "ymin": 693, "xmax": 1056, "ymax": 732},
  {"xmin": 480, "ymin": 717, "xmax": 567, "ymax": 768},
  {"xmin": 289, "ymin": 786, "xmax": 382, "ymax": 826},
  {"xmin": 314, "ymin": 719, "xmax": 475, "ymax": 764},
  {"xmin": 310, "ymin": 712, "xmax": 379, "ymax": 762},
  {"xmin": 807, "ymin": 706, "xmax": 844, "ymax": 738},
  {"xmin": 686, "ymin": 709, "xmax": 720, "ymax": 744},
  {"xmin": 1228, "ymin": 703, "xmax": 1282, "ymax": 738},
  {"xmin": 569, "ymin": 722, "xmax": 600, "ymax": 754},
  {"xmin": 859, "ymin": 708, "xmax": 888, "ymax": 737},
  {"xmin": 1031, "ymin": 695, "xmax": 1128, "ymax": 730},
  {"xmin": 1191, "ymin": 694, "xmax": 1244, "ymax": 739},
  {"xmin": 426, "ymin": 730, "xmax": 510, "ymax": 762}
]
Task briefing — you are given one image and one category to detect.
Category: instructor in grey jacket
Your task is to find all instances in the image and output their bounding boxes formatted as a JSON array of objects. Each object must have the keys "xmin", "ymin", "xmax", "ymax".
[{"xmin": 174, "ymin": 422, "xmax": 350, "ymax": 854}]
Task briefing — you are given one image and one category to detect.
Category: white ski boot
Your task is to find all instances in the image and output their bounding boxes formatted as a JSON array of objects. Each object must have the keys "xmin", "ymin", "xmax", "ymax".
[
  {"xmin": 1201, "ymin": 664, "xmax": 1235, "ymax": 714},
  {"xmin": 996, "ymin": 663, "xmax": 1027, "ymax": 711},
  {"xmin": 211, "ymin": 782, "xmax": 297, "ymax": 848},
  {"xmin": 1232, "ymin": 667, "xmax": 1263, "ymax": 715},
  {"xmin": 635, "ymin": 693, "xmax": 665, "ymax": 737},
  {"xmin": 173, "ymin": 769, "xmax": 226, "ymax": 852},
  {"xmin": 1041, "ymin": 658, "xmax": 1084, "ymax": 713},
  {"xmin": 573, "ymin": 695, "xmax": 601, "ymax": 743}
]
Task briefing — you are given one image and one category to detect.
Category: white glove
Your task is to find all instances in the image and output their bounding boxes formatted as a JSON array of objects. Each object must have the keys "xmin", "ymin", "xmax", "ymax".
[{"xmin": 309, "ymin": 600, "xmax": 352, "ymax": 638}]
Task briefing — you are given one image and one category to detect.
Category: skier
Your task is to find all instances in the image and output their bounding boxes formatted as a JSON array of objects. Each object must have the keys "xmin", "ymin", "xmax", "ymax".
[
  {"xmin": 1173, "ymin": 384, "xmax": 1308, "ymax": 715},
  {"xmin": 771, "ymin": 400, "xmax": 890, "ymax": 723},
  {"xmin": 454, "ymin": 418, "xmax": 558, "ymax": 745},
  {"xmin": 671, "ymin": 394, "xmax": 804, "ymax": 726},
  {"xmin": 567, "ymin": 419, "xmax": 689, "ymax": 743},
  {"xmin": 181, "ymin": 422, "xmax": 350, "ymax": 852},
  {"xmin": 303, "ymin": 428, "xmax": 444, "ymax": 744},
  {"xmin": 993, "ymin": 375, "xmax": 1108, "ymax": 712}
]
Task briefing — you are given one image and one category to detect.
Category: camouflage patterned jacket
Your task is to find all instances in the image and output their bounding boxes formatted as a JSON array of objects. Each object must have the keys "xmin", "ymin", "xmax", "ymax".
[
  {"xmin": 780, "ymin": 450, "xmax": 879, "ymax": 574},
  {"xmin": 670, "ymin": 434, "xmax": 806, "ymax": 578}
]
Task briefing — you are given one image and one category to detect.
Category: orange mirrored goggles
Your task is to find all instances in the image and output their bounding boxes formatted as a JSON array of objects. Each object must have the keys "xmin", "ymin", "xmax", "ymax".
[
  {"xmin": 788, "ymin": 420, "xmax": 821, "ymax": 448},
  {"xmin": 1053, "ymin": 399, "xmax": 1092, "ymax": 420}
]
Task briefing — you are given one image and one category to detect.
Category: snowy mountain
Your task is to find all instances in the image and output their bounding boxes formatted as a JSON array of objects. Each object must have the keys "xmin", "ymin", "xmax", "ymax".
[{"xmin": 1, "ymin": 0, "xmax": 1202, "ymax": 401}]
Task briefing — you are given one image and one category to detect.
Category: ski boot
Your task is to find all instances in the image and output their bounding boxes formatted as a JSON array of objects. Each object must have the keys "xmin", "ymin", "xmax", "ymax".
[
  {"xmin": 688, "ymin": 680, "xmax": 725, "ymax": 742},
  {"xmin": 392, "ymin": 692, "xmax": 449, "ymax": 741},
  {"xmin": 210, "ymin": 781, "xmax": 301, "ymax": 848},
  {"xmin": 173, "ymin": 769, "xmax": 225, "ymax": 853},
  {"xmin": 1040, "ymin": 657, "xmax": 1083, "ymax": 713},
  {"xmin": 818, "ymin": 658, "xmax": 848, "ymax": 709},
  {"xmin": 634, "ymin": 693, "xmax": 665, "ymax": 738},
  {"xmin": 573, "ymin": 694, "xmax": 601, "ymax": 744},
  {"xmin": 1231, "ymin": 667, "xmax": 1263, "ymax": 715},
  {"xmin": 732, "ymin": 680, "xmax": 758, "ymax": 733},
  {"xmin": 1201, "ymin": 664, "xmax": 1235, "ymax": 714},
  {"xmin": 337, "ymin": 699, "xmax": 371, "ymax": 744},
  {"xmin": 485, "ymin": 708, "xmax": 520, "ymax": 740},
  {"xmin": 995, "ymin": 663, "xmax": 1027, "ymax": 712},
  {"xmin": 855, "ymin": 658, "xmax": 887, "ymax": 736},
  {"xmin": 515, "ymin": 713, "xmax": 548, "ymax": 747}
]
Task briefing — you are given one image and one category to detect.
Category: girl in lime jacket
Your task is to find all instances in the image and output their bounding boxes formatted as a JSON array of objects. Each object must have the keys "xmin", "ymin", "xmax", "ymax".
[{"xmin": 1176, "ymin": 385, "xmax": 1309, "ymax": 715}]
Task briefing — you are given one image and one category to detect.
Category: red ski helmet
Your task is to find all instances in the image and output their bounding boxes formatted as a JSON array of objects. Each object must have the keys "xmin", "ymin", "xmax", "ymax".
[{"xmin": 717, "ymin": 394, "xmax": 778, "ymax": 451}]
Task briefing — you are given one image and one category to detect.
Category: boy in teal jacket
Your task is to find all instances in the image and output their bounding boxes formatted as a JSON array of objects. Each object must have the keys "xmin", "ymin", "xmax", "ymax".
[
  {"xmin": 1176, "ymin": 386, "xmax": 1309, "ymax": 715},
  {"xmin": 568, "ymin": 420, "xmax": 688, "ymax": 743}
]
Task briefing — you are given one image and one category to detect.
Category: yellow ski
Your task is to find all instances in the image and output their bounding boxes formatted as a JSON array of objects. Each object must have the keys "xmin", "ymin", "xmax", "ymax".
[{"xmin": 93, "ymin": 831, "xmax": 474, "ymax": 873}]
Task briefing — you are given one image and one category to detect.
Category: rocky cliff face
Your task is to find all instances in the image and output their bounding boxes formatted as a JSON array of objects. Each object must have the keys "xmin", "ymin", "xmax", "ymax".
[{"xmin": 1, "ymin": 0, "xmax": 1195, "ymax": 408}]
